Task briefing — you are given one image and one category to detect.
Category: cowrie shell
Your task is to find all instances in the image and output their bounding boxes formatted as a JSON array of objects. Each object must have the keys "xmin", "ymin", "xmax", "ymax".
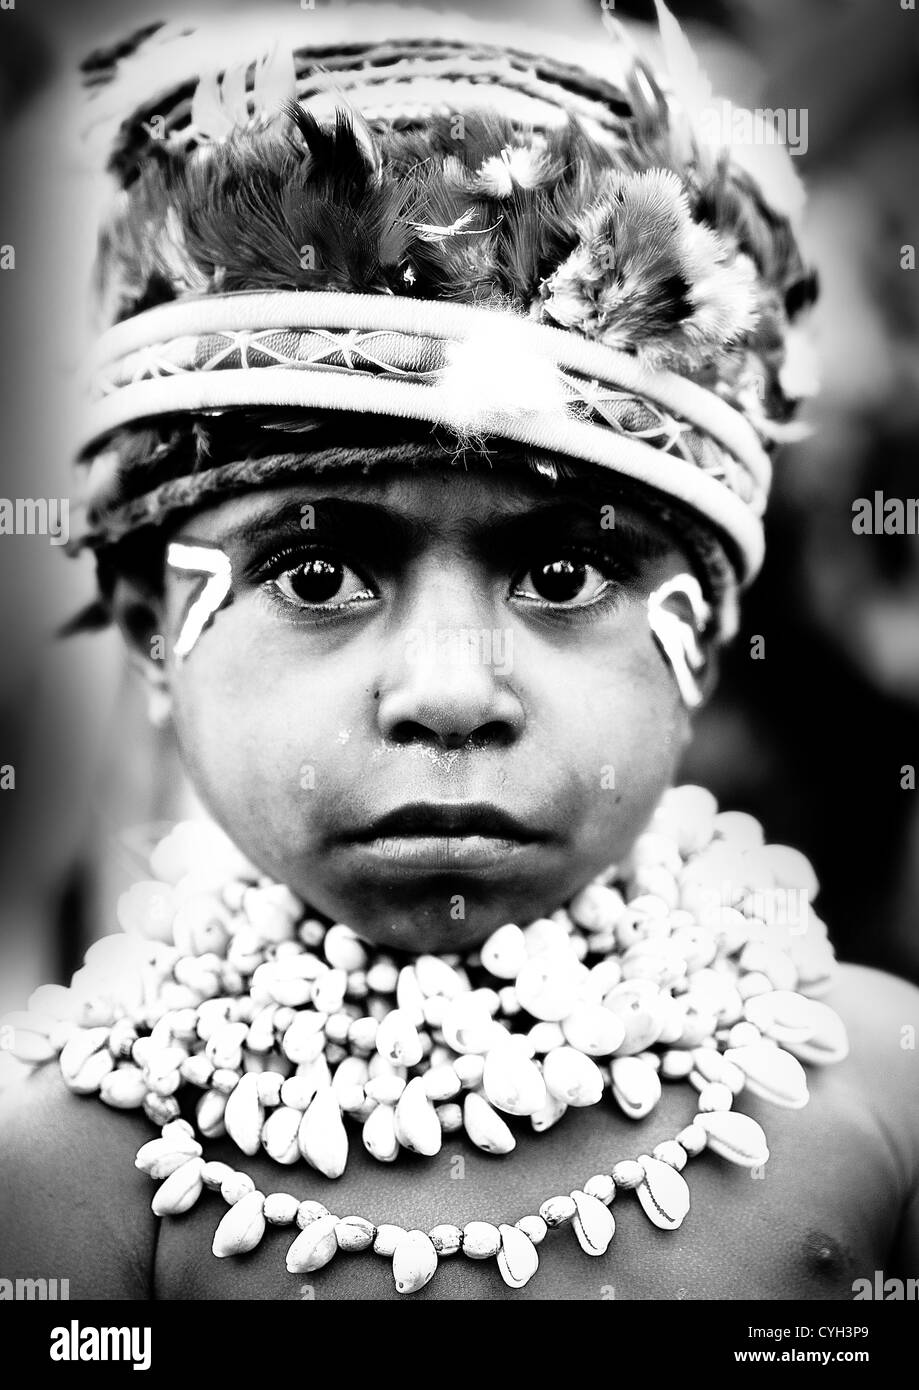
[
  {"xmin": 482, "ymin": 1044, "xmax": 547, "ymax": 1116},
  {"xmin": 529, "ymin": 1091, "xmax": 568, "ymax": 1133},
  {"xmin": 610, "ymin": 1056, "xmax": 662, "ymax": 1119},
  {"xmin": 394, "ymin": 1076, "xmax": 442, "ymax": 1156},
  {"xmin": 742, "ymin": 990, "xmax": 814, "ymax": 1044},
  {"xmin": 151, "ymin": 1156, "xmax": 205, "ymax": 1216},
  {"xmin": 392, "ymin": 1230, "xmax": 438, "ymax": 1294},
  {"xmin": 362, "ymin": 1101, "xmax": 400, "ymax": 1163},
  {"xmin": 463, "ymin": 1091, "xmax": 516, "ymax": 1154},
  {"xmin": 135, "ymin": 1134, "xmax": 202, "ymax": 1180},
  {"xmin": 261, "ymin": 1105, "xmax": 302, "ymax": 1164},
  {"xmin": 375, "ymin": 1008, "xmax": 423, "ymax": 1067},
  {"xmin": 441, "ymin": 998, "xmax": 499, "ymax": 1055},
  {"xmin": 497, "ymin": 1223, "xmax": 540, "ymax": 1288},
  {"xmin": 603, "ymin": 981, "xmax": 668, "ymax": 1054},
  {"xmin": 542, "ymin": 1046, "xmax": 604, "ymax": 1106},
  {"xmin": 781, "ymin": 1001, "xmax": 849, "ymax": 1066},
  {"xmin": 298, "ymin": 1086, "xmax": 349, "ymax": 1178},
  {"xmin": 212, "ymin": 1190, "xmax": 267, "ymax": 1258},
  {"xmin": 570, "ymin": 1189, "xmax": 615, "ymax": 1256},
  {"xmin": 636, "ymin": 1155, "xmax": 691, "ymax": 1230},
  {"xmin": 286, "ymin": 1213, "xmax": 339, "ymax": 1273},
  {"xmin": 695, "ymin": 1110, "xmax": 769, "ymax": 1168},
  {"xmin": 223, "ymin": 1072, "xmax": 264, "ymax": 1156},
  {"xmin": 414, "ymin": 955, "xmax": 467, "ymax": 1000},
  {"xmin": 515, "ymin": 952, "xmax": 584, "ymax": 1022},
  {"xmin": 480, "ymin": 923, "xmax": 528, "ymax": 979},
  {"xmin": 562, "ymin": 1003, "xmax": 626, "ymax": 1056},
  {"xmin": 568, "ymin": 883, "xmax": 627, "ymax": 933},
  {"xmin": 724, "ymin": 1043, "xmax": 809, "ymax": 1109}
]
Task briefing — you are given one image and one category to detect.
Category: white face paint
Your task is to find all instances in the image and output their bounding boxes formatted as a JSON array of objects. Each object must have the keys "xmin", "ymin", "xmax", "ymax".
[
  {"xmin": 166, "ymin": 541, "xmax": 233, "ymax": 661},
  {"xmin": 647, "ymin": 573, "xmax": 712, "ymax": 710}
]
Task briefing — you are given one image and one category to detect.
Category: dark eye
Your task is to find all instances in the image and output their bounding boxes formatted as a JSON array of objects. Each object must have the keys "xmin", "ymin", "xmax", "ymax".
[
  {"xmin": 272, "ymin": 555, "xmax": 375, "ymax": 609},
  {"xmin": 513, "ymin": 556, "xmax": 613, "ymax": 608}
]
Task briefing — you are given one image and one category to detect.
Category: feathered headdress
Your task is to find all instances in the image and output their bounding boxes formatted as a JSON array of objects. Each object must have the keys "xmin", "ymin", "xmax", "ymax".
[{"xmin": 73, "ymin": 1, "xmax": 818, "ymax": 633}]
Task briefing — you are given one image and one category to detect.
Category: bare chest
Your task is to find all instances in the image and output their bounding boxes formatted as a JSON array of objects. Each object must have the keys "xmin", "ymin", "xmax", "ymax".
[{"xmin": 155, "ymin": 1069, "xmax": 896, "ymax": 1301}]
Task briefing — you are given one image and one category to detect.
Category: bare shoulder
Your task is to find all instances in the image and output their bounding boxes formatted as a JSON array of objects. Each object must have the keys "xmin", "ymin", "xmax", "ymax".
[
  {"xmin": 824, "ymin": 962, "xmax": 919, "ymax": 1168},
  {"xmin": 0, "ymin": 1062, "xmax": 156, "ymax": 1298}
]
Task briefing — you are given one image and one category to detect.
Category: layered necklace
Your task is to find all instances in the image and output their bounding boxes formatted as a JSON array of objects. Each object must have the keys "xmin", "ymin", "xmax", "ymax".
[{"xmin": 7, "ymin": 784, "xmax": 848, "ymax": 1295}]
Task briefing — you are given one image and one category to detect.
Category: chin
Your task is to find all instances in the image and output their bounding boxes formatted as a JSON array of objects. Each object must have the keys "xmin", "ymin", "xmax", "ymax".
[{"xmin": 325, "ymin": 883, "xmax": 572, "ymax": 955}]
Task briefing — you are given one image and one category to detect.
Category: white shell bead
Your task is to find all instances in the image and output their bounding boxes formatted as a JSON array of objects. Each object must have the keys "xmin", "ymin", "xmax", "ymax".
[
  {"xmin": 611, "ymin": 1160, "xmax": 645, "ymax": 1190},
  {"xmin": 323, "ymin": 924, "xmax": 368, "ymax": 973},
  {"xmin": 652, "ymin": 1140, "xmax": 688, "ymax": 1171},
  {"xmin": 529, "ymin": 1091, "xmax": 568, "ymax": 1133},
  {"xmin": 373, "ymin": 1224, "xmax": 407, "ymax": 1257},
  {"xmin": 298, "ymin": 1086, "xmax": 349, "ymax": 1178},
  {"xmin": 335, "ymin": 1216, "xmax": 375, "ymax": 1252},
  {"xmin": 151, "ymin": 1157, "xmax": 205, "ymax": 1216},
  {"xmin": 584, "ymin": 1174, "xmax": 616, "ymax": 1205},
  {"xmin": 610, "ymin": 1056, "xmax": 662, "ymax": 1119},
  {"xmin": 515, "ymin": 953, "xmax": 582, "ymax": 1022},
  {"xmin": 497, "ymin": 1223, "xmax": 540, "ymax": 1288},
  {"xmin": 415, "ymin": 954, "xmax": 467, "ymax": 1000},
  {"xmin": 724, "ymin": 1043, "xmax": 809, "ymax": 1108},
  {"xmin": 561, "ymin": 1003, "xmax": 626, "ymax": 1056},
  {"xmin": 421, "ymin": 1065, "xmax": 461, "ymax": 1103},
  {"xmin": 441, "ymin": 999, "xmax": 498, "ymax": 1055},
  {"xmin": 362, "ymin": 1101, "xmax": 399, "ymax": 1163},
  {"xmin": 542, "ymin": 1046, "xmax": 604, "ymax": 1106},
  {"xmin": 220, "ymin": 1173, "xmax": 256, "ymax": 1204},
  {"xmin": 224, "ymin": 1073, "xmax": 264, "ymax": 1156},
  {"xmin": 429, "ymin": 1224, "xmax": 463, "ymax": 1256},
  {"xmin": 212, "ymin": 1189, "xmax": 267, "ymax": 1258},
  {"xmin": 393, "ymin": 1231, "xmax": 438, "ymax": 1293},
  {"xmin": 135, "ymin": 1135, "xmax": 202, "ymax": 1180},
  {"xmin": 375, "ymin": 1008, "xmax": 423, "ymax": 1067},
  {"xmin": 264, "ymin": 1193, "xmax": 299, "ymax": 1225},
  {"xmin": 539, "ymin": 1195, "xmax": 576, "ymax": 1227},
  {"xmin": 636, "ymin": 1155, "xmax": 691, "ymax": 1230},
  {"xmin": 695, "ymin": 1110, "xmax": 769, "ymax": 1167},
  {"xmin": 393, "ymin": 1077, "xmax": 442, "ymax": 1156},
  {"xmin": 286, "ymin": 1213, "xmax": 340, "ymax": 1272},
  {"xmin": 482, "ymin": 1044, "xmax": 548, "ymax": 1116},
  {"xmin": 675, "ymin": 1123, "xmax": 708, "ymax": 1157},
  {"xmin": 568, "ymin": 883, "xmax": 627, "ymax": 933},
  {"xmin": 570, "ymin": 1189, "xmax": 616, "ymax": 1256},
  {"xmin": 463, "ymin": 1091, "xmax": 516, "ymax": 1154},
  {"xmin": 480, "ymin": 922, "xmax": 529, "ymax": 979},
  {"xmin": 515, "ymin": 1215, "xmax": 548, "ymax": 1244},
  {"xmin": 462, "ymin": 1221, "xmax": 501, "ymax": 1259},
  {"xmin": 296, "ymin": 1200, "xmax": 330, "ymax": 1228},
  {"xmin": 696, "ymin": 1081, "xmax": 734, "ymax": 1112},
  {"xmin": 261, "ymin": 1105, "xmax": 302, "ymax": 1164}
]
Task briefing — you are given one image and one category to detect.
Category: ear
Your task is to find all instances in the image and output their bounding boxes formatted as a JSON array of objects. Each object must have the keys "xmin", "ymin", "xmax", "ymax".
[
  {"xmin": 693, "ymin": 637, "xmax": 721, "ymax": 709},
  {"xmin": 108, "ymin": 574, "xmax": 173, "ymax": 727}
]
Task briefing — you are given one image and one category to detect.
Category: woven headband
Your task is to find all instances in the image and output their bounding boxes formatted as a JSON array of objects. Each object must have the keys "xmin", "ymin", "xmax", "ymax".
[
  {"xmin": 75, "ymin": 2, "xmax": 817, "ymax": 616},
  {"xmin": 81, "ymin": 291, "xmax": 770, "ymax": 580}
]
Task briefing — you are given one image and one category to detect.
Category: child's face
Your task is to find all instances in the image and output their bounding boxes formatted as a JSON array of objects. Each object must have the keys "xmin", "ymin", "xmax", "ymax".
[{"xmin": 157, "ymin": 465, "xmax": 698, "ymax": 951}]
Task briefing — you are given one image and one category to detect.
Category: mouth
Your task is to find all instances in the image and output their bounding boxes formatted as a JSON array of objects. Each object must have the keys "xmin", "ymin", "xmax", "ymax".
[{"xmin": 338, "ymin": 802, "xmax": 547, "ymax": 874}]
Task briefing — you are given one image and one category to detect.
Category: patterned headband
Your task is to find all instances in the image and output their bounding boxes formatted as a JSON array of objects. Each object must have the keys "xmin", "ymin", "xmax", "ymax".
[{"xmin": 74, "ymin": 2, "xmax": 817, "ymax": 612}]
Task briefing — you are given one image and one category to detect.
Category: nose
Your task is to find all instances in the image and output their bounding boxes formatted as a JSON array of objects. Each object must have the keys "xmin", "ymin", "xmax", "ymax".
[{"xmin": 375, "ymin": 579, "xmax": 525, "ymax": 750}]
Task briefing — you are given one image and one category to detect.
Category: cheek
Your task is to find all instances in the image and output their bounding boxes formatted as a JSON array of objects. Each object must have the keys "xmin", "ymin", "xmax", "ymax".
[
  {"xmin": 540, "ymin": 611, "xmax": 688, "ymax": 863},
  {"xmin": 165, "ymin": 599, "xmax": 368, "ymax": 864}
]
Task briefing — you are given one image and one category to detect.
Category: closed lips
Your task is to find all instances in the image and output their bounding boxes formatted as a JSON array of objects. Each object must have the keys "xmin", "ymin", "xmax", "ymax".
[{"xmin": 345, "ymin": 803, "xmax": 543, "ymax": 841}]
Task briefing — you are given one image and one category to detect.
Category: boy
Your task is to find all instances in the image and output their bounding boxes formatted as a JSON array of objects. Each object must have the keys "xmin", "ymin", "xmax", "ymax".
[{"xmin": 0, "ymin": 3, "xmax": 917, "ymax": 1301}]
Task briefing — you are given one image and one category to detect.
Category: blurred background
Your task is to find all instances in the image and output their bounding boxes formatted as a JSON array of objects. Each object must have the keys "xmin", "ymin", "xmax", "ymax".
[{"xmin": 0, "ymin": 0, "xmax": 917, "ymax": 1052}]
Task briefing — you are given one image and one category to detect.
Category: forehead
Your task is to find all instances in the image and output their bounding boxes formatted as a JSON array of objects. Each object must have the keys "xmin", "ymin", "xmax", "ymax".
[{"xmin": 173, "ymin": 463, "xmax": 683, "ymax": 553}]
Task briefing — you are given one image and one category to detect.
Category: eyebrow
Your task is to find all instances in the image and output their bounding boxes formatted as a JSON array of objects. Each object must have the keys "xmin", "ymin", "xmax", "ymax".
[{"xmin": 195, "ymin": 493, "xmax": 672, "ymax": 562}]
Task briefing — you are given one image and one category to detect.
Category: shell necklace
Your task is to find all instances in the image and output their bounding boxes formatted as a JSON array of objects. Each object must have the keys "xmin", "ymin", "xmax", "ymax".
[{"xmin": 7, "ymin": 784, "xmax": 849, "ymax": 1295}]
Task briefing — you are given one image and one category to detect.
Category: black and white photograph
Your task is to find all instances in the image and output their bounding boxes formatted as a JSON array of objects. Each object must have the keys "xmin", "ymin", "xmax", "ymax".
[{"xmin": 0, "ymin": 0, "xmax": 917, "ymax": 1349}]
